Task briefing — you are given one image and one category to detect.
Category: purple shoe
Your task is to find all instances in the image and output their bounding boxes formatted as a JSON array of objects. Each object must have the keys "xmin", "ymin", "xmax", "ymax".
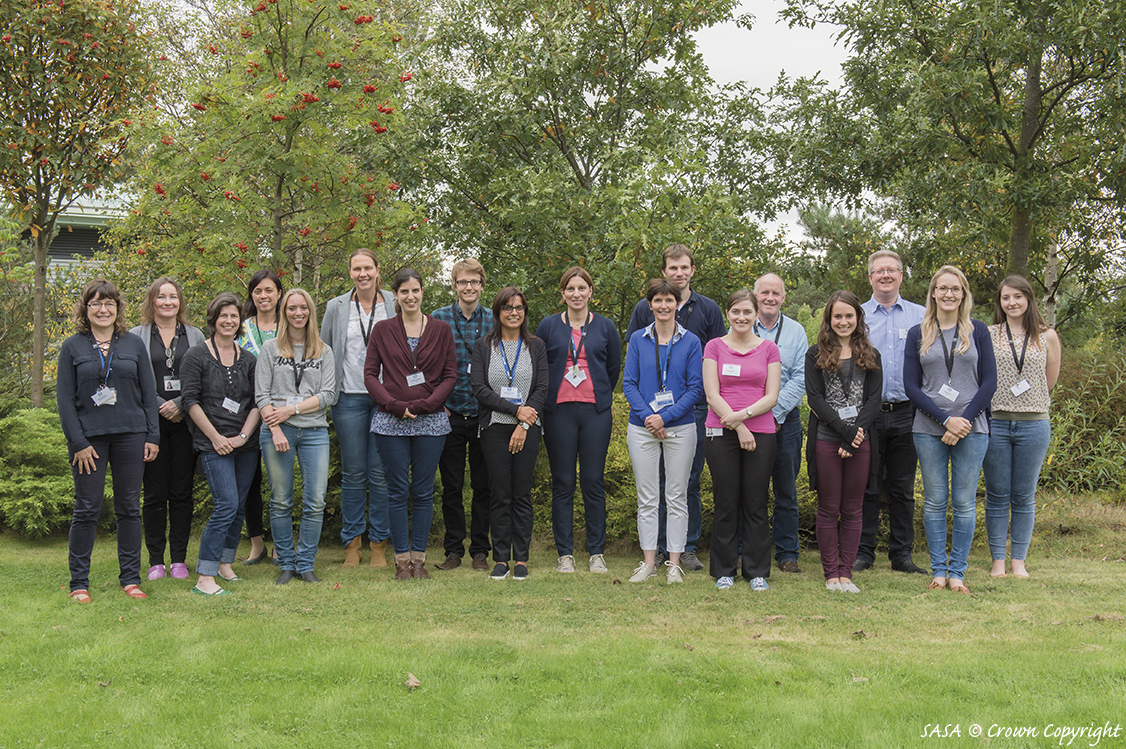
[
  {"xmin": 147, "ymin": 564, "xmax": 166, "ymax": 581},
  {"xmin": 169, "ymin": 563, "xmax": 190, "ymax": 580}
]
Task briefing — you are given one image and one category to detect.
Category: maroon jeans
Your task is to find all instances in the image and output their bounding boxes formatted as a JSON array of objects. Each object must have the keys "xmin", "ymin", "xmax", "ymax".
[{"xmin": 815, "ymin": 439, "xmax": 871, "ymax": 580}]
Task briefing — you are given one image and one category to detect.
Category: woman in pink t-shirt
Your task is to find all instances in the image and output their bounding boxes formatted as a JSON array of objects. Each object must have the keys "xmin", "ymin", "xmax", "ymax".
[{"xmin": 703, "ymin": 289, "xmax": 780, "ymax": 591}]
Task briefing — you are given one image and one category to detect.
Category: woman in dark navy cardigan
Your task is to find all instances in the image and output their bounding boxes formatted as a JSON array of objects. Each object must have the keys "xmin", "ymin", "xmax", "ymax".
[{"xmin": 534, "ymin": 267, "xmax": 621, "ymax": 574}]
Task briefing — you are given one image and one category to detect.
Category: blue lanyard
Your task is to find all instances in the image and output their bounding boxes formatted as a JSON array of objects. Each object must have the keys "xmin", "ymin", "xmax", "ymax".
[
  {"xmin": 500, "ymin": 337, "xmax": 522, "ymax": 387},
  {"xmin": 654, "ymin": 327, "xmax": 674, "ymax": 392},
  {"xmin": 92, "ymin": 335, "xmax": 114, "ymax": 386}
]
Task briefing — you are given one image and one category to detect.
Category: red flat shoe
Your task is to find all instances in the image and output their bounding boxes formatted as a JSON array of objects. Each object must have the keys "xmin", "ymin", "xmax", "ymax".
[
  {"xmin": 122, "ymin": 584, "xmax": 147, "ymax": 600},
  {"xmin": 69, "ymin": 589, "xmax": 91, "ymax": 604}
]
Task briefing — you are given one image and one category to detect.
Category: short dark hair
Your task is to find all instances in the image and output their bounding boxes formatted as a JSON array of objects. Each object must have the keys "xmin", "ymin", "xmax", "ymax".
[
  {"xmin": 662, "ymin": 244, "xmax": 694, "ymax": 270},
  {"xmin": 74, "ymin": 279, "xmax": 127, "ymax": 335},
  {"xmin": 206, "ymin": 292, "xmax": 244, "ymax": 335},
  {"xmin": 645, "ymin": 278, "xmax": 680, "ymax": 303},
  {"xmin": 484, "ymin": 286, "xmax": 534, "ymax": 347}
]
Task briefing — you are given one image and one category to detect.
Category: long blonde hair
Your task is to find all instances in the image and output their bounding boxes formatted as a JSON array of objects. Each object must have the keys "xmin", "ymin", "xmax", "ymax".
[
  {"xmin": 920, "ymin": 265, "xmax": 973, "ymax": 356},
  {"xmin": 276, "ymin": 288, "xmax": 325, "ymax": 359}
]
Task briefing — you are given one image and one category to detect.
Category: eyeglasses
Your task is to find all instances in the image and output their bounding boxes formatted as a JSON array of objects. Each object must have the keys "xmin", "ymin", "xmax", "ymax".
[
  {"xmin": 501, "ymin": 304, "xmax": 526, "ymax": 313},
  {"xmin": 455, "ymin": 279, "xmax": 482, "ymax": 288},
  {"xmin": 936, "ymin": 286, "xmax": 963, "ymax": 296},
  {"xmin": 869, "ymin": 268, "xmax": 901, "ymax": 277},
  {"xmin": 87, "ymin": 300, "xmax": 117, "ymax": 310}
]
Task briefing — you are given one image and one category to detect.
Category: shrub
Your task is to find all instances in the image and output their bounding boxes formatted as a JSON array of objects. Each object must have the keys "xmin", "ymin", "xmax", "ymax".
[{"xmin": 0, "ymin": 409, "xmax": 76, "ymax": 537}]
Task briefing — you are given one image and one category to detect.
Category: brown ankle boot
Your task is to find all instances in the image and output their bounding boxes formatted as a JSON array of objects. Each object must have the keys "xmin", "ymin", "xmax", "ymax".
[
  {"xmin": 410, "ymin": 551, "xmax": 430, "ymax": 579},
  {"xmin": 342, "ymin": 536, "xmax": 362, "ymax": 568},
  {"xmin": 394, "ymin": 552, "xmax": 412, "ymax": 581},
  {"xmin": 369, "ymin": 539, "xmax": 388, "ymax": 568}
]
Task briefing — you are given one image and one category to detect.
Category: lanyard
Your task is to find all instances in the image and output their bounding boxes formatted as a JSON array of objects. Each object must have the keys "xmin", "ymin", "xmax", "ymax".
[
  {"xmin": 567, "ymin": 313, "xmax": 590, "ymax": 369},
  {"xmin": 91, "ymin": 334, "xmax": 115, "ymax": 386},
  {"xmin": 937, "ymin": 325, "xmax": 958, "ymax": 381},
  {"xmin": 678, "ymin": 298, "xmax": 695, "ymax": 326},
  {"xmin": 290, "ymin": 345, "xmax": 306, "ymax": 390},
  {"xmin": 653, "ymin": 327, "xmax": 674, "ymax": 391},
  {"xmin": 756, "ymin": 316, "xmax": 783, "ymax": 343},
  {"xmin": 353, "ymin": 291, "xmax": 378, "ymax": 344},
  {"xmin": 207, "ymin": 340, "xmax": 239, "ymax": 396},
  {"xmin": 403, "ymin": 316, "xmax": 426, "ymax": 371},
  {"xmin": 1005, "ymin": 322, "xmax": 1029, "ymax": 375},
  {"xmin": 158, "ymin": 325, "xmax": 182, "ymax": 375},
  {"xmin": 500, "ymin": 337, "xmax": 523, "ymax": 387}
]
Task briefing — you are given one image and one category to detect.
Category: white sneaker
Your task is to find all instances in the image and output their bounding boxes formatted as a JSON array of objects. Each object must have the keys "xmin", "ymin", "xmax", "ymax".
[
  {"xmin": 589, "ymin": 554, "xmax": 608, "ymax": 573},
  {"xmin": 715, "ymin": 576, "xmax": 735, "ymax": 590},
  {"xmin": 629, "ymin": 561, "xmax": 657, "ymax": 582},
  {"xmin": 556, "ymin": 554, "xmax": 575, "ymax": 573},
  {"xmin": 749, "ymin": 577, "xmax": 770, "ymax": 591},
  {"xmin": 826, "ymin": 581, "xmax": 842, "ymax": 591},
  {"xmin": 840, "ymin": 580, "xmax": 860, "ymax": 593},
  {"xmin": 665, "ymin": 562, "xmax": 684, "ymax": 584}
]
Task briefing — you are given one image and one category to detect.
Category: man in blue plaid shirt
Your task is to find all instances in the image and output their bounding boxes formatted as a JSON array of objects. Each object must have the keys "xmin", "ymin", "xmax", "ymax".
[{"xmin": 432, "ymin": 259, "xmax": 493, "ymax": 571}]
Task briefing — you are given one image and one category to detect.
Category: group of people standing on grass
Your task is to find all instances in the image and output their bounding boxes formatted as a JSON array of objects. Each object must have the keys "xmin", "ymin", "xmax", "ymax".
[{"xmin": 55, "ymin": 244, "xmax": 1059, "ymax": 602}]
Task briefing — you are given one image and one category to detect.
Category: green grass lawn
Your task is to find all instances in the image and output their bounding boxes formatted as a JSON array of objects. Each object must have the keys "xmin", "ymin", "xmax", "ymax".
[{"xmin": 2, "ymin": 498, "xmax": 1125, "ymax": 748}]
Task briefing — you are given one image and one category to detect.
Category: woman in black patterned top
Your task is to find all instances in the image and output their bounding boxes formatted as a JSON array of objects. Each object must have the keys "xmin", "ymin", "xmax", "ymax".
[{"xmin": 471, "ymin": 287, "xmax": 548, "ymax": 580}]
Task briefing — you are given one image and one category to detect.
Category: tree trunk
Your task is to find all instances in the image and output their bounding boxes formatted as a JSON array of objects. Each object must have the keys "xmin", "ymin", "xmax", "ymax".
[
  {"xmin": 1008, "ymin": 43, "xmax": 1043, "ymax": 278},
  {"xmin": 1043, "ymin": 239, "xmax": 1058, "ymax": 327},
  {"xmin": 31, "ymin": 227, "xmax": 49, "ymax": 408}
]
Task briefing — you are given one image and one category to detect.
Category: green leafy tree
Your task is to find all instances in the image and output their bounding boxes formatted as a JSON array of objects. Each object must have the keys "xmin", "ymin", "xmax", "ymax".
[{"xmin": 0, "ymin": 0, "xmax": 155, "ymax": 407}]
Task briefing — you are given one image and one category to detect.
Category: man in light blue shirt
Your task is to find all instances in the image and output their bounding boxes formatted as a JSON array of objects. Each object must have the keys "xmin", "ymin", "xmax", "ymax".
[
  {"xmin": 856, "ymin": 250, "xmax": 927, "ymax": 574},
  {"xmin": 754, "ymin": 273, "xmax": 809, "ymax": 574}
]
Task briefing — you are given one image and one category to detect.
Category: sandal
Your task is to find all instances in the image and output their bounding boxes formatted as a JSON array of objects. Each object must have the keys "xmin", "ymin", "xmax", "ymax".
[
  {"xmin": 949, "ymin": 581, "xmax": 970, "ymax": 594},
  {"xmin": 122, "ymin": 584, "xmax": 148, "ymax": 600},
  {"xmin": 926, "ymin": 578, "xmax": 946, "ymax": 590},
  {"xmin": 69, "ymin": 589, "xmax": 91, "ymax": 604}
]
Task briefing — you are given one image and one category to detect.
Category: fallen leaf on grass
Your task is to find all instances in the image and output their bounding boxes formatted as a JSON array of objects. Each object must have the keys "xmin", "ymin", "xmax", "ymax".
[
  {"xmin": 97, "ymin": 680, "xmax": 112, "ymax": 688},
  {"xmin": 851, "ymin": 630, "xmax": 867, "ymax": 639},
  {"xmin": 563, "ymin": 597, "xmax": 572, "ymax": 602},
  {"xmin": 303, "ymin": 627, "xmax": 311, "ymax": 631},
  {"xmin": 647, "ymin": 597, "xmax": 660, "ymax": 602},
  {"xmin": 1093, "ymin": 613, "xmax": 1125, "ymax": 622},
  {"xmin": 807, "ymin": 616, "xmax": 826, "ymax": 621},
  {"xmin": 333, "ymin": 583, "xmax": 340, "ymax": 590},
  {"xmin": 612, "ymin": 578, "xmax": 622, "ymax": 584},
  {"xmin": 118, "ymin": 617, "xmax": 123, "ymax": 622},
  {"xmin": 851, "ymin": 670, "xmax": 868, "ymax": 683},
  {"xmin": 52, "ymin": 625, "xmax": 68, "ymax": 631},
  {"xmin": 763, "ymin": 615, "xmax": 786, "ymax": 624},
  {"xmin": 683, "ymin": 643, "xmax": 695, "ymax": 651},
  {"xmin": 752, "ymin": 633, "xmax": 763, "ymax": 639},
  {"xmin": 405, "ymin": 673, "xmax": 421, "ymax": 690}
]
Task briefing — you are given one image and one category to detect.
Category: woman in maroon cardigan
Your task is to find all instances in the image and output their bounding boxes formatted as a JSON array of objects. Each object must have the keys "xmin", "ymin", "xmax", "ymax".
[{"xmin": 364, "ymin": 268, "xmax": 457, "ymax": 580}]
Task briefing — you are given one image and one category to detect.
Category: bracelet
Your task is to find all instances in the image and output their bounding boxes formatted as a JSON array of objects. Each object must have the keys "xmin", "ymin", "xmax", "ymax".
[{"xmin": 239, "ymin": 433, "xmax": 248, "ymax": 441}]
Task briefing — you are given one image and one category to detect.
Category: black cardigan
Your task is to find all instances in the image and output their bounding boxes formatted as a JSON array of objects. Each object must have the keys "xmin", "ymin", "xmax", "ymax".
[
  {"xmin": 804, "ymin": 345, "xmax": 883, "ymax": 495},
  {"xmin": 470, "ymin": 335, "xmax": 549, "ymax": 431}
]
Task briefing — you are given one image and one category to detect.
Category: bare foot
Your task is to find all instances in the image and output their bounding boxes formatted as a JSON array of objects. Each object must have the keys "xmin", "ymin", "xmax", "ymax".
[
  {"xmin": 991, "ymin": 560, "xmax": 1007, "ymax": 577},
  {"xmin": 1011, "ymin": 560, "xmax": 1030, "ymax": 578},
  {"xmin": 194, "ymin": 576, "xmax": 223, "ymax": 595},
  {"xmin": 248, "ymin": 536, "xmax": 266, "ymax": 558},
  {"xmin": 949, "ymin": 579, "xmax": 970, "ymax": 594}
]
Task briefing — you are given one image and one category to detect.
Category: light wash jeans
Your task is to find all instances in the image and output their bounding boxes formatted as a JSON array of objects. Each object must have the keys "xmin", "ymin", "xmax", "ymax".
[
  {"xmin": 261, "ymin": 424, "xmax": 330, "ymax": 573},
  {"xmin": 914, "ymin": 432, "xmax": 989, "ymax": 581},
  {"xmin": 627, "ymin": 422, "xmax": 696, "ymax": 554},
  {"xmin": 983, "ymin": 419, "xmax": 1051, "ymax": 561},
  {"xmin": 332, "ymin": 393, "xmax": 389, "ymax": 545}
]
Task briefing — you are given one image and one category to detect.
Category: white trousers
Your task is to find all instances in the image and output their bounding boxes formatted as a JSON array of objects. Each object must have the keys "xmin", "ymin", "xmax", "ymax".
[{"xmin": 627, "ymin": 422, "xmax": 696, "ymax": 554}]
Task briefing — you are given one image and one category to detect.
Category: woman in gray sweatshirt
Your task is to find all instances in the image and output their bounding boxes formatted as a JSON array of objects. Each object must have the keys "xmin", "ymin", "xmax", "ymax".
[{"xmin": 256, "ymin": 288, "xmax": 337, "ymax": 584}]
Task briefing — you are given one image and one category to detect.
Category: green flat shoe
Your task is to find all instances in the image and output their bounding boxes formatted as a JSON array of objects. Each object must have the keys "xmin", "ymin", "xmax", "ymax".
[{"xmin": 191, "ymin": 585, "xmax": 232, "ymax": 596}]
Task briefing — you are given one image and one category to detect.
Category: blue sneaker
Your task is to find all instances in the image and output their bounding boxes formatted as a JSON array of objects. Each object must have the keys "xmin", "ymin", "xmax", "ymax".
[
  {"xmin": 749, "ymin": 577, "xmax": 769, "ymax": 591},
  {"xmin": 715, "ymin": 576, "xmax": 735, "ymax": 590}
]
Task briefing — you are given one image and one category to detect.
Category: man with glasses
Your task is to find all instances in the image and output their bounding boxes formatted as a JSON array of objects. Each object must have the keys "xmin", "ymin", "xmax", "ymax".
[
  {"xmin": 855, "ymin": 250, "xmax": 927, "ymax": 573},
  {"xmin": 432, "ymin": 259, "xmax": 493, "ymax": 571}
]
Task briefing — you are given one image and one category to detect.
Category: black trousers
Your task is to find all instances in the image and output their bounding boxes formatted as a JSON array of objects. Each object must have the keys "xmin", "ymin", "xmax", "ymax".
[
  {"xmin": 438, "ymin": 412, "xmax": 492, "ymax": 558},
  {"xmin": 480, "ymin": 422, "xmax": 541, "ymax": 563},
  {"xmin": 857, "ymin": 407, "xmax": 919, "ymax": 563},
  {"xmin": 142, "ymin": 418, "xmax": 196, "ymax": 566},
  {"xmin": 706, "ymin": 430, "xmax": 776, "ymax": 579},
  {"xmin": 243, "ymin": 460, "xmax": 268, "ymax": 539}
]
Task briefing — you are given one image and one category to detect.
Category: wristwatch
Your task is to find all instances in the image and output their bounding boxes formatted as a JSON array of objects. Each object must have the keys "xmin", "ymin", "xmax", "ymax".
[
  {"xmin": 294, "ymin": 404, "xmax": 302, "ymax": 415},
  {"xmin": 239, "ymin": 432, "xmax": 248, "ymax": 441},
  {"xmin": 745, "ymin": 406, "xmax": 754, "ymax": 418},
  {"xmin": 520, "ymin": 422, "xmax": 530, "ymax": 431}
]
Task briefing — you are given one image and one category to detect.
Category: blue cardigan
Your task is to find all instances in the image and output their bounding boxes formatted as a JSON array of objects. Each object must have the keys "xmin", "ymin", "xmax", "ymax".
[
  {"xmin": 623, "ymin": 323, "xmax": 703, "ymax": 428},
  {"xmin": 534, "ymin": 311, "xmax": 621, "ymax": 413},
  {"xmin": 904, "ymin": 318, "xmax": 997, "ymax": 428}
]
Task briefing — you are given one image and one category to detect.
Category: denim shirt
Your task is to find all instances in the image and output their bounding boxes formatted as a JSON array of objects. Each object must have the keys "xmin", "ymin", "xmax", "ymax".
[{"xmin": 863, "ymin": 294, "xmax": 925, "ymax": 402}]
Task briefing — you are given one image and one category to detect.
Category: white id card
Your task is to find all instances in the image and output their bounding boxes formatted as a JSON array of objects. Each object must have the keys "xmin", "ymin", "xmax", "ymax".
[
  {"xmin": 1010, "ymin": 379, "xmax": 1031, "ymax": 397},
  {"xmin": 721, "ymin": 363, "xmax": 741, "ymax": 377},
  {"xmin": 91, "ymin": 387, "xmax": 117, "ymax": 406},
  {"xmin": 286, "ymin": 395, "xmax": 303, "ymax": 407},
  {"xmin": 163, "ymin": 377, "xmax": 181, "ymax": 392},
  {"xmin": 406, "ymin": 372, "xmax": 426, "ymax": 387},
  {"xmin": 650, "ymin": 391, "xmax": 675, "ymax": 412},
  {"xmin": 500, "ymin": 386, "xmax": 523, "ymax": 404},
  {"xmin": 563, "ymin": 366, "xmax": 587, "ymax": 388},
  {"xmin": 837, "ymin": 405, "xmax": 858, "ymax": 420},
  {"xmin": 222, "ymin": 397, "xmax": 240, "ymax": 414},
  {"xmin": 466, "ymin": 363, "xmax": 471, "ymax": 375},
  {"xmin": 938, "ymin": 383, "xmax": 960, "ymax": 401},
  {"xmin": 706, "ymin": 427, "xmax": 725, "ymax": 438},
  {"xmin": 899, "ymin": 328, "xmax": 909, "ymax": 339}
]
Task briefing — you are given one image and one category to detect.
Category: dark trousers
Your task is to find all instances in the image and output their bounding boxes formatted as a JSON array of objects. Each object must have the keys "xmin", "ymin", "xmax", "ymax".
[
  {"xmin": 815, "ymin": 439, "xmax": 870, "ymax": 580},
  {"xmin": 543, "ymin": 402, "xmax": 611, "ymax": 556},
  {"xmin": 68, "ymin": 432, "xmax": 146, "ymax": 592},
  {"xmin": 142, "ymin": 419, "xmax": 196, "ymax": 566},
  {"xmin": 480, "ymin": 422, "xmax": 541, "ymax": 563},
  {"xmin": 857, "ymin": 407, "xmax": 918, "ymax": 563},
  {"xmin": 438, "ymin": 412, "xmax": 492, "ymax": 558},
  {"xmin": 657, "ymin": 405, "xmax": 707, "ymax": 554},
  {"xmin": 243, "ymin": 460, "xmax": 268, "ymax": 539},
  {"xmin": 770, "ymin": 413, "xmax": 804, "ymax": 564},
  {"xmin": 706, "ymin": 430, "xmax": 776, "ymax": 579}
]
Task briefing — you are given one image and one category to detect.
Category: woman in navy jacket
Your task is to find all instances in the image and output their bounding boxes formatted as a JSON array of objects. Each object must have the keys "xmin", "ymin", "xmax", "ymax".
[{"xmin": 534, "ymin": 267, "xmax": 621, "ymax": 575}]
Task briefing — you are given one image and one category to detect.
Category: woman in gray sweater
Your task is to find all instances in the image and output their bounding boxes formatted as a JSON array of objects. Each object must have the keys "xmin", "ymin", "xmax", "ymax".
[{"xmin": 256, "ymin": 288, "xmax": 337, "ymax": 584}]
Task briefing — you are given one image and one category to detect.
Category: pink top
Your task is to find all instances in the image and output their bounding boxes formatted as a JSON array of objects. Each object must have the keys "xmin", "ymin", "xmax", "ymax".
[
  {"xmin": 556, "ymin": 326, "xmax": 597, "ymax": 404},
  {"xmin": 704, "ymin": 337, "xmax": 781, "ymax": 433}
]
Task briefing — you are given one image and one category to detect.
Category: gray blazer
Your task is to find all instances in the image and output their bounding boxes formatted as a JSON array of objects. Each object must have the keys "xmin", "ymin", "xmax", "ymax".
[
  {"xmin": 129, "ymin": 323, "xmax": 206, "ymax": 411},
  {"xmin": 321, "ymin": 288, "xmax": 395, "ymax": 397}
]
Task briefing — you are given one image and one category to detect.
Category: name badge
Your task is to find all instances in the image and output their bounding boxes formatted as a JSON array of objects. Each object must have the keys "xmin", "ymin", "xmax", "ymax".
[
  {"xmin": 500, "ymin": 386, "xmax": 523, "ymax": 404},
  {"xmin": 222, "ymin": 397, "xmax": 241, "ymax": 414},
  {"xmin": 938, "ymin": 383, "xmax": 960, "ymax": 402},
  {"xmin": 286, "ymin": 395, "xmax": 303, "ymax": 407},
  {"xmin": 721, "ymin": 363, "xmax": 741, "ymax": 377},
  {"xmin": 899, "ymin": 328, "xmax": 908, "ymax": 339},
  {"xmin": 163, "ymin": 377, "xmax": 181, "ymax": 392},
  {"xmin": 563, "ymin": 366, "xmax": 587, "ymax": 388},
  {"xmin": 1010, "ymin": 379, "xmax": 1031, "ymax": 397},
  {"xmin": 650, "ymin": 390, "xmax": 675, "ymax": 412},
  {"xmin": 837, "ymin": 404, "xmax": 858, "ymax": 420},
  {"xmin": 466, "ymin": 363, "xmax": 471, "ymax": 375},
  {"xmin": 706, "ymin": 427, "xmax": 725, "ymax": 438},
  {"xmin": 406, "ymin": 372, "xmax": 426, "ymax": 387},
  {"xmin": 91, "ymin": 386, "xmax": 117, "ymax": 406}
]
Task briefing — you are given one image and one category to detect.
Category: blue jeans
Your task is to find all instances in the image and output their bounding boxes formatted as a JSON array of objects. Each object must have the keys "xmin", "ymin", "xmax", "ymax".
[
  {"xmin": 261, "ymin": 425, "xmax": 330, "ymax": 573},
  {"xmin": 332, "ymin": 394, "xmax": 390, "ymax": 545},
  {"xmin": 770, "ymin": 413, "xmax": 803, "ymax": 563},
  {"xmin": 374, "ymin": 433, "xmax": 446, "ymax": 554},
  {"xmin": 658, "ymin": 405, "xmax": 707, "ymax": 554},
  {"xmin": 543, "ymin": 402, "xmax": 611, "ymax": 556},
  {"xmin": 197, "ymin": 449, "xmax": 259, "ymax": 576},
  {"xmin": 983, "ymin": 419, "xmax": 1051, "ymax": 561},
  {"xmin": 914, "ymin": 432, "xmax": 989, "ymax": 581}
]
